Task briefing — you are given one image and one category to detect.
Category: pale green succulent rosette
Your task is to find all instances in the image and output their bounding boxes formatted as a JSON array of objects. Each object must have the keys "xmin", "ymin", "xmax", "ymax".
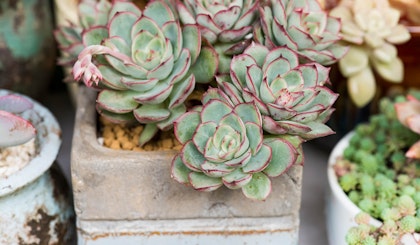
[
  {"xmin": 217, "ymin": 43, "xmax": 338, "ymax": 141},
  {"xmin": 55, "ymin": 0, "xmax": 138, "ymax": 66},
  {"xmin": 330, "ymin": 0, "xmax": 411, "ymax": 107},
  {"xmin": 171, "ymin": 88, "xmax": 300, "ymax": 200},
  {"xmin": 72, "ymin": 1, "xmax": 218, "ymax": 145},
  {"xmin": 176, "ymin": 0, "xmax": 259, "ymax": 73},
  {"xmin": 254, "ymin": 0, "xmax": 347, "ymax": 66}
]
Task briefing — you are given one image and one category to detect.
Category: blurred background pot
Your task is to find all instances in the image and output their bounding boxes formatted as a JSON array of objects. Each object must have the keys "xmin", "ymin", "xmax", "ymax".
[
  {"xmin": 0, "ymin": 0, "xmax": 56, "ymax": 99},
  {"xmin": 0, "ymin": 89, "xmax": 75, "ymax": 244},
  {"xmin": 315, "ymin": 0, "xmax": 420, "ymax": 151}
]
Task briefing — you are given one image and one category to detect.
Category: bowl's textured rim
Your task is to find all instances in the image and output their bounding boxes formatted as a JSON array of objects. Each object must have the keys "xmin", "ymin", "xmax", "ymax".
[{"xmin": 0, "ymin": 90, "xmax": 61, "ymax": 197}]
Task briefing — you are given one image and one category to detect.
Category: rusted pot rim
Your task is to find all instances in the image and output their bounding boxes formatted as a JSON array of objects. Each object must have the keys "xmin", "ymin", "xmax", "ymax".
[{"xmin": 0, "ymin": 89, "xmax": 61, "ymax": 197}]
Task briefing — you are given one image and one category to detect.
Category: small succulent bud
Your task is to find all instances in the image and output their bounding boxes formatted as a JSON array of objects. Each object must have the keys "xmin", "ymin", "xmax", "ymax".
[
  {"xmin": 401, "ymin": 186, "xmax": 417, "ymax": 197},
  {"xmin": 396, "ymin": 195, "xmax": 416, "ymax": 216},
  {"xmin": 360, "ymin": 137, "xmax": 376, "ymax": 153},
  {"xmin": 349, "ymin": 190, "xmax": 362, "ymax": 204},
  {"xmin": 413, "ymin": 192, "xmax": 420, "ymax": 206},
  {"xmin": 362, "ymin": 235, "xmax": 377, "ymax": 245},
  {"xmin": 359, "ymin": 198, "xmax": 375, "ymax": 213},
  {"xmin": 374, "ymin": 199, "xmax": 391, "ymax": 218},
  {"xmin": 381, "ymin": 207, "xmax": 402, "ymax": 221},
  {"xmin": 339, "ymin": 172, "xmax": 358, "ymax": 192},
  {"xmin": 377, "ymin": 235, "xmax": 397, "ymax": 245},
  {"xmin": 381, "ymin": 220, "xmax": 398, "ymax": 235},
  {"xmin": 375, "ymin": 175, "xmax": 397, "ymax": 200},
  {"xmin": 346, "ymin": 227, "xmax": 368, "ymax": 245},
  {"xmin": 399, "ymin": 215, "xmax": 417, "ymax": 233},
  {"xmin": 360, "ymin": 154, "xmax": 378, "ymax": 175},
  {"xmin": 355, "ymin": 212, "xmax": 371, "ymax": 225},
  {"xmin": 360, "ymin": 174, "xmax": 376, "ymax": 197}
]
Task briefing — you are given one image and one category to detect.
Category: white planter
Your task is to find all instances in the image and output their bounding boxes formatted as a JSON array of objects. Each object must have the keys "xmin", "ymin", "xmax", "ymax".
[
  {"xmin": 72, "ymin": 86, "xmax": 303, "ymax": 244},
  {"xmin": 0, "ymin": 90, "xmax": 75, "ymax": 244},
  {"xmin": 326, "ymin": 132, "xmax": 419, "ymax": 245}
]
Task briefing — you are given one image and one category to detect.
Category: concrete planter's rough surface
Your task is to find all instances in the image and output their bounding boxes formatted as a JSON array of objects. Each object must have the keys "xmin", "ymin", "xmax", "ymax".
[{"xmin": 72, "ymin": 86, "xmax": 303, "ymax": 244}]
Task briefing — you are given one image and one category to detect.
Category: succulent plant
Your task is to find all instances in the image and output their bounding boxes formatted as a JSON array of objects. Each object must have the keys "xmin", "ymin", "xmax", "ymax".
[
  {"xmin": 54, "ymin": 0, "xmax": 121, "ymax": 66},
  {"xmin": 346, "ymin": 211, "xmax": 419, "ymax": 245},
  {"xmin": 254, "ymin": 0, "xmax": 347, "ymax": 66},
  {"xmin": 333, "ymin": 95, "xmax": 420, "ymax": 244},
  {"xmin": 171, "ymin": 88, "xmax": 301, "ymax": 200},
  {"xmin": 71, "ymin": 0, "xmax": 218, "ymax": 145},
  {"xmin": 0, "ymin": 94, "xmax": 36, "ymax": 148},
  {"xmin": 330, "ymin": 0, "xmax": 411, "ymax": 107},
  {"xmin": 216, "ymin": 43, "xmax": 338, "ymax": 140},
  {"xmin": 176, "ymin": 0, "xmax": 259, "ymax": 73},
  {"xmin": 395, "ymin": 94, "xmax": 420, "ymax": 159},
  {"xmin": 389, "ymin": 0, "xmax": 420, "ymax": 25}
]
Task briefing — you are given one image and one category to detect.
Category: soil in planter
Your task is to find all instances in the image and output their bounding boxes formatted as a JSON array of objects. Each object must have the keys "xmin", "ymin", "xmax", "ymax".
[
  {"xmin": 99, "ymin": 117, "xmax": 182, "ymax": 151},
  {"xmin": 98, "ymin": 88, "xmax": 205, "ymax": 152},
  {"xmin": 0, "ymin": 139, "xmax": 36, "ymax": 178}
]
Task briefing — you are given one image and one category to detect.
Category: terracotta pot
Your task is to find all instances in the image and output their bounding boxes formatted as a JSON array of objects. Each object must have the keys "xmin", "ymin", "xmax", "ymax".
[{"xmin": 0, "ymin": 90, "xmax": 75, "ymax": 244}]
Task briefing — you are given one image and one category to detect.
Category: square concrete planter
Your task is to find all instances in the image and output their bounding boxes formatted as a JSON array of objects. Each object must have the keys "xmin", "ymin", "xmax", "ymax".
[{"xmin": 71, "ymin": 86, "xmax": 303, "ymax": 244}]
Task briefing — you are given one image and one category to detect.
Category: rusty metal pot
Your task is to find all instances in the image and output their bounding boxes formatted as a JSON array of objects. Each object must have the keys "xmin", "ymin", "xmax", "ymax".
[{"xmin": 0, "ymin": 90, "xmax": 75, "ymax": 244}]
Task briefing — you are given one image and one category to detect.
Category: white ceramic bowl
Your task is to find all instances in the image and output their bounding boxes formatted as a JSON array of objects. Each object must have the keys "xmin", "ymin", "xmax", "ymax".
[{"xmin": 325, "ymin": 132, "xmax": 419, "ymax": 245}]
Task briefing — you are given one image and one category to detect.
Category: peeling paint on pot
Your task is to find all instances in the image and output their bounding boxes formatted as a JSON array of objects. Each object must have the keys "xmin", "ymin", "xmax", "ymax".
[{"xmin": 0, "ymin": 90, "xmax": 75, "ymax": 244}]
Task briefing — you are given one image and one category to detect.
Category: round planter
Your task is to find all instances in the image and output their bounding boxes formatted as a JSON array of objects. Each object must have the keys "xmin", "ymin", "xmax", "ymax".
[
  {"xmin": 0, "ymin": 90, "xmax": 75, "ymax": 244},
  {"xmin": 326, "ymin": 132, "xmax": 419, "ymax": 245}
]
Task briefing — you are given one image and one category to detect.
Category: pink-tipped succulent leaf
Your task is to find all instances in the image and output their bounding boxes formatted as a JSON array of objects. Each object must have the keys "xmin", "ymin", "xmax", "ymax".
[{"xmin": 0, "ymin": 95, "xmax": 36, "ymax": 148}]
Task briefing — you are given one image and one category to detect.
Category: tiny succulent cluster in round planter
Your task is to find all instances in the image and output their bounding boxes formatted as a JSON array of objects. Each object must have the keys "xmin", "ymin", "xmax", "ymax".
[{"xmin": 327, "ymin": 93, "xmax": 420, "ymax": 245}]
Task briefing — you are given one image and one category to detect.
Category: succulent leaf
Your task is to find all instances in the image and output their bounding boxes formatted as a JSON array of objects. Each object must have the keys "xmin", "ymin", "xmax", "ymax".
[
  {"xmin": 0, "ymin": 94, "xmax": 36, "ymax": 148},
  {"xmin": 222, "ymin": 168, "xmax": 253, "ymax": 189},
  {"xmin": 242, "ymin": 172, "xmax": 271, "ymax": 201},
  {"xmin": 189, "ymin": 172, "xmax": 224, "ymax": 191},
  {"xmin": 171, "ymin": 154, "xmax": 191, "ymax": 184},
  {"xmin": 0, "ymin": 111, "xmax": 36, "ymax": 148},
  {"xmin": 347, "ymin": 67, "xmax": 376, "ymax": 108}
]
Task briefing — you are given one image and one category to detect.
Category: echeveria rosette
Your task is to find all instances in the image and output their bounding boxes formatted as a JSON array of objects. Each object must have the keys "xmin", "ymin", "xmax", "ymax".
[
  {"xmin": 0, "ymin": 95, "xmax": 36, "ymax": 148},
  {"xmin": 171, "ymin": 88, "xmax": 299, "ymax": 200},
  {"xmin": 54, "ymin": 0, "xmax": 139, "ymax": 66},
  {"xmin": 72, "ymin": 1, "xmax": 218, "ymax": 145},
  {"xmin": 254, "ymin": 0, "xmax": 347, "ymax": 66},
  {"xmin": 330, "ymin": 0, "xmax": 411, "ymax": 108},
  {"xmin": 217, "ymin": 43, "xmax": 338, "ymax": 140},
  {"xmin": 176, "ymin": 0, "xmax": 259, "ymax": 73}
]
